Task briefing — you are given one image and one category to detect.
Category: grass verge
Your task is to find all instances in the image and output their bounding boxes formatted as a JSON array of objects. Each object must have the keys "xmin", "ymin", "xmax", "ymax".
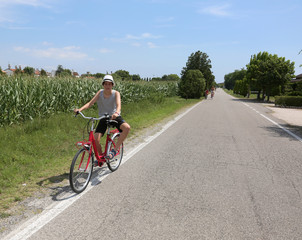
[
  {"xmin": 223, "ymin": 89, "xmax": 275, "ymax": 102},
  {"xmin": 0, "ymin": 96, "xmax": 200, "ymax": 215}
]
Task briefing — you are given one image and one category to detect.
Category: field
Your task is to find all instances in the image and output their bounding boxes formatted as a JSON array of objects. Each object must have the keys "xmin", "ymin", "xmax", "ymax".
[{"xmin": 0, "ymin": 75, "xmax": 178, "ymax": 126}]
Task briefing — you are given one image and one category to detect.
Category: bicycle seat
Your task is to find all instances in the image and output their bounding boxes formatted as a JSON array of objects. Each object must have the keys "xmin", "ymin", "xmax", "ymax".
[{"xmin": 107, "ymin": 120, "xmax": 118, "ymax": 127}]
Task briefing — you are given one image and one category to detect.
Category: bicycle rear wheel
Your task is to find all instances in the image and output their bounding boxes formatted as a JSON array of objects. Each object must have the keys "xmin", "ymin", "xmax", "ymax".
[
  {"xmin": 106, "ymin": 134, "xmax": 123, "ymax": 172},
  {"xmin": 69, "ymin": 148, "xmax": 94, "ymax": 193}
]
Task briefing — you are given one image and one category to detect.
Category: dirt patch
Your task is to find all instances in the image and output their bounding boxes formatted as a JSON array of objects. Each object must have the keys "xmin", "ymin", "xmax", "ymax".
[{"xmin": 263, "ymin": 103, "xmax": 302, "ymax": 127}]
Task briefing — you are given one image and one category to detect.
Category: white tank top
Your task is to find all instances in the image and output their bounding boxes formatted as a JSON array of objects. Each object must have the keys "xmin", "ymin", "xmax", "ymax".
[{"xmin": 97, "ymin": 90, "xmax": 117, "ymax": 117}]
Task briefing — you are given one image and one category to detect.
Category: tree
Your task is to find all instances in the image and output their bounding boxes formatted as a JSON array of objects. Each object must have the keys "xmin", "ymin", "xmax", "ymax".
[
  {"xmin": 233, "ymin": 77, "xmax": 248, "ymax": 96},
  {"xmin": 132, "ymin": 74, "xmax": 141, "ymax": 81},
  {"xmin": 179, "ymin": 69, "xmax": 205, "ymax": 99},
  {"xmin": 40, "ymin": 69, "xmax": 47, "ymax": 77},
  {"xmin": 246, "ymin": 52, "xmax": 295, "ymax": 101},
  {"xmin": 14, "ymin": 66, "xmax": 22, "ymax": 75},
  {"xmin": 55, "ymin": 65, "xmax": 64, "ymax": 76},
  {"xmin": 165, "ymin": 74, "xmax": 180, "ymax": 81},
  {"xmin": 23, "ymin": 66, "xmax": 35, "ymax": 75},
  {"xmin": 181, "ymin": 51, "xmax": 215, "ymax": 89},
  {"xmin": 115, "ymin": 70, "xmax": 131, "ymax": 80},
  {"xmin": 224, "ymin": 68, "xmax": 246, "ymax": 90},
  {"xmin": 94, "ymin": 73, "xmax": 105, "ymax": 79},
  {"xmin": 162, "ymin": 74, "xmax": 168, "ymax": 81},
  {"xmin": 0, "ymin": 66, "xmax": 5, "ymax": 75},
  {"xmin": 55, "ymin": 65, "xmax": 72, "ymax": 77}
]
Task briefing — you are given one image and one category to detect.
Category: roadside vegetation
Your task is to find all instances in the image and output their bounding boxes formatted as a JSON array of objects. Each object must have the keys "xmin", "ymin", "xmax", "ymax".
[
  {"xmin": 223, "ymin": 89, "xmax": 276, "ymax": 103},
  {"xmin": 0, "ymin": 75, "xmax": 178, "ymax": 126},
  {"xmin": 223, "ymin": 51, "xmax": 301, "ymax": 107}
]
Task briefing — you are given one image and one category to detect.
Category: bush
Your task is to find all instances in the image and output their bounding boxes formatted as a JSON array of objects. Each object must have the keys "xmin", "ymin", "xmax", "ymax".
[
  {"xmin": 287, "ymin": 91, "xmax": 302, "ymax": 96},
  {"xmin": 178, "ymin": 70, "xmax": 205, "ymax": 99},
  {"xmin": 233, "ymin": 78, "xmax": 248, "ymax": 97},
  {"xmin": 275, "ymin": 96, "xmax": 302, "ymax": 107}
]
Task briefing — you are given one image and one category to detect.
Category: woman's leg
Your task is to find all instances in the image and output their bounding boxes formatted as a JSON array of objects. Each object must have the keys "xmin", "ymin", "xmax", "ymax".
[
  {"xmin": 114, "ymin": 122, "xmax": 130, "ymax": 151},
  {"xmin": 94, "ymin": 132, "xmax": 103, "ymax": 156}
]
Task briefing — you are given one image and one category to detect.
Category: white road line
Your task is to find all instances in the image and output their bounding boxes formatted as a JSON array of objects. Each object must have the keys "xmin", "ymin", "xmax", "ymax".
[
  {"xmin": 242, "ymin": 103, "xmax": 302, "ymax": 143},
  {"xmin": 4, "ymin": 101, "xmax": 202, "ymax": 240},
  {"xmin": 260, "ymin": 113, "xmax": 302, "ymax": 142}
]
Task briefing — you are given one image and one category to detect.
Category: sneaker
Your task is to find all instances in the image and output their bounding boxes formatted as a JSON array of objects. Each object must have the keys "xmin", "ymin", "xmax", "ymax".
[{"xmin": 108, "ymin": 149, "xmax": 117, "ymax": 160}]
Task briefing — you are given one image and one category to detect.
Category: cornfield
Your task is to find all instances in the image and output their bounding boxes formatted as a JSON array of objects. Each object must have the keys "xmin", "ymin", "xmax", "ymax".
[{"xmin": 0, "ymin": 75, "xmax": 178, "ymax": 126}]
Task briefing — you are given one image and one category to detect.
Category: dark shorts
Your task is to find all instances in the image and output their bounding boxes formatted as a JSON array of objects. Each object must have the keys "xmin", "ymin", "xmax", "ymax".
[{"xmin": 95, "ymin": 116, "xmax": 126, "ymax": 135}]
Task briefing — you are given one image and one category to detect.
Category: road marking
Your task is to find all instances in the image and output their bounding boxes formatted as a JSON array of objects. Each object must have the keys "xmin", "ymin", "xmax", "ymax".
[
  {"xmin": 4, "ymin": 101, "xmax": 202, "ymax": 240},
  {"xmin": 242, "ymin": 103, "xmax": 302, "ymax": 143}
]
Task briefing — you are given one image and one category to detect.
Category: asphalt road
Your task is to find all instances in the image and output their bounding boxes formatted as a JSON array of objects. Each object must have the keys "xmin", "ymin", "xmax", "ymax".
[{"xmin": 13, "ymin": 89, "xmax": 302, "ymax": 239}]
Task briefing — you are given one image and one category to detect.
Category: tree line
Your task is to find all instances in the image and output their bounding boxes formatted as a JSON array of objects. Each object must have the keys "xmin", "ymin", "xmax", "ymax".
[
  {"xmin": 1, "ymin": 50, "xmax": 218, "ymax": 100},
  {"xmin": 224, "ymin": 51, "xmax": 300, "ymax": 101},
  {"xmin": 0, "ymin": 64, "xmax": 181, "ymax": 82}
]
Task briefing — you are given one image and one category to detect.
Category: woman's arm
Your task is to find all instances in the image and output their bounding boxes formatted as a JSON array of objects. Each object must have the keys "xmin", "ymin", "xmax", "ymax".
[{"xmin": 112, "ymin": 91, "xmax": 121, "ymax": 119}]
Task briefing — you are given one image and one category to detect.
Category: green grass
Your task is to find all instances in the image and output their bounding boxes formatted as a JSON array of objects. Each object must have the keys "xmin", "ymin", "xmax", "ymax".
[
  {"xmin": 223, "ymin": 89, "xmax": 275, "ymax": 102},
  {"xmin": 0, "ymin": 96, "xmax": 200, "ymax": 213}
]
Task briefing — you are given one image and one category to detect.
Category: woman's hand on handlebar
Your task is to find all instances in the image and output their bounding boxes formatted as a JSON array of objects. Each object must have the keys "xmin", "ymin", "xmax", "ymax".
[{"xmin": 111, "ymin": 112, "xmax": 119, "ymax": 120}]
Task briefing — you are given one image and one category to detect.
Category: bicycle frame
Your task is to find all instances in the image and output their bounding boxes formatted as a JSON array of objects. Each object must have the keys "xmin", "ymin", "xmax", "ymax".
[
  {"xmin": 88, "ymin": 125, "xmax": 119, "ymax": 162},
  {"xmin": 76, "ymin": 112, "xmax": 120, "ymax": 166}
]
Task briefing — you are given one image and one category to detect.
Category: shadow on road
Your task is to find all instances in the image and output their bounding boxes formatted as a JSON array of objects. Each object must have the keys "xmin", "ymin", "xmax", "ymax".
[
  {"xmin": 231, "ymin": 98, "xmax": 273, "ymax": 104},
  {"xmin": 260, "ymin": 124, "xmax": 302, "ymax": 142},
  {"xmin": 36, "ymin": 166, "xmax": 111, "ymax": 202}
]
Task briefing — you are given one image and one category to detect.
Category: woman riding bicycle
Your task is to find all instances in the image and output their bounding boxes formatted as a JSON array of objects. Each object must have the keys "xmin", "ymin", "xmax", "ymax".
[
  {"xmin": 74, "ymin": 75, "xmax": 130, "ymax": 166},
  {"xmin": 210, "ymin": 86, "xmax": 215, "ymax": 98}
]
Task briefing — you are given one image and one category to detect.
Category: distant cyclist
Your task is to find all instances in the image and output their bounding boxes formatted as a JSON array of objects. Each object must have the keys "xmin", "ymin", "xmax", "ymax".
[
  {"xmin": 210, "ymin": 86, "xmax": 215, "ymax": 99},
  {"xmin": 205, "ymin": 89, "xmax": 209, "ymax": 99},
  {"xmin": 74, "ymin": 75, "xmax": 130, "ymax": 164}
]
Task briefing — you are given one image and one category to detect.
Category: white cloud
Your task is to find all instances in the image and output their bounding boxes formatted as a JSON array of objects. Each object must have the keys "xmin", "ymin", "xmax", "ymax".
[
  {"xmin": 0, "ymin": 0, "xmax": 53, "ymax": 23},
  {"xmin": 13, "ymin": 46, "xmax": 30, "ymax": 52},
  {"xmin": 0, "ymin": 0, "xmax": 52, "ymax": 8},
  {"xmin": 105, "ymin": 33, "xmax": 161, "ymax": 49},
  {"xmin": 42, "ymin": 41, "xmax": 52, "ymax": 46},
  {"xmin": 131, "ymin": 42, "xmax": 142, "ymax": 47},
  {"xmin": 99, "ymin": 48, "xmax": 113, "ymax": 53},
  {"xmin": 126, "ymin": 33, "xmax": 162, "ymax": 40},
  {"xmin": 14, "ymin": 45, "xmax": 88, "ymax": 60},
  {"xmin": 147, "ymin": 42, "xmax": 158, "ymax": 48},
  {"xmin": 62, "ymin": 46, "xmax": 80, "ymax": 51},
  {"xmin": 199, "ymin": 4, "xmax": 231, "ymax": 17}
]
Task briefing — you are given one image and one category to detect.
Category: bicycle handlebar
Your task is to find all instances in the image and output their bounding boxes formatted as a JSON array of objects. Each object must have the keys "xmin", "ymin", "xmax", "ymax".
[
  {"xmin": 75, "ymin": 111, "xmax": 106, "ymax": 121},
  {"xmin": 75, "ymin": 111, "xmax": 118, "ymax": 125}
]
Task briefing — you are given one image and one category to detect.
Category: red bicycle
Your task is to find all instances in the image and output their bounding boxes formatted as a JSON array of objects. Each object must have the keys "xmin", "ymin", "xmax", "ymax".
[{"xmin": 69, "ymin": 111, "xmax": 123, "ymax": 193}]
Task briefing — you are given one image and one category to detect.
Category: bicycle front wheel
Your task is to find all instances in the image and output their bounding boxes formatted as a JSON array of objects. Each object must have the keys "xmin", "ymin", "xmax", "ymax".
[
  {"xmin": 106, "ymin": 134, "xmax": 123, "ymax": 172},
  {"xmin": 69, "ymin": 148, "xmax": 94, "ymax": 193}
]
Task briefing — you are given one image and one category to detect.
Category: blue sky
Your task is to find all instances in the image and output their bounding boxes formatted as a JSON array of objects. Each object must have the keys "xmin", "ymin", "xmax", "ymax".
[{"xmin": 0, "ymin": 0, "xmax": 301, "ymax": 83}]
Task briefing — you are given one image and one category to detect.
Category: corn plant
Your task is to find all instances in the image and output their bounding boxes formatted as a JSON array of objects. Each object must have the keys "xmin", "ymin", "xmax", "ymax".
[{"xmin": 0, "ymin": 75, "xmax": 178, "ymax": 126}]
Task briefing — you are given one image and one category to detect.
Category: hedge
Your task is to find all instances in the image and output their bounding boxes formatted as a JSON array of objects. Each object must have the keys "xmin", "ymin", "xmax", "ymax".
[{"xmin": 275, "ymin": 96, "xmax": 302, "ymax": 107}]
